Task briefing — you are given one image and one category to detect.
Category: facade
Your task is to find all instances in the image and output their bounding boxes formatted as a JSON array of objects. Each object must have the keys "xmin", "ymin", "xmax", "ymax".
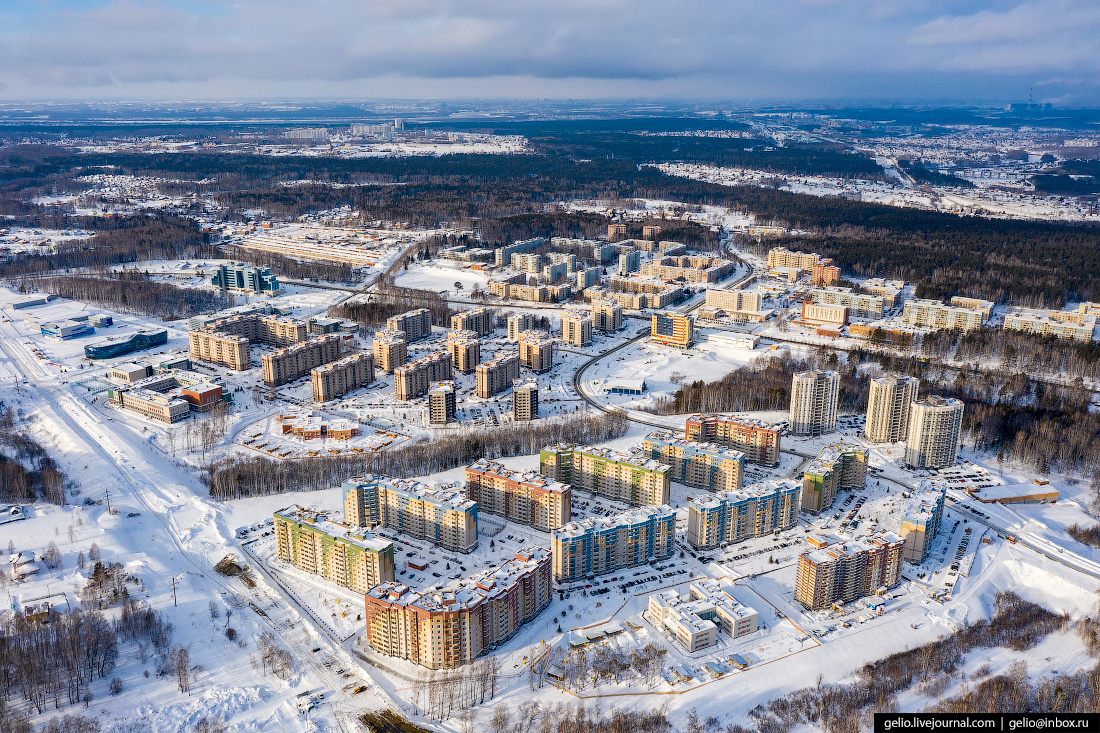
[
  {"xmin": 686, "ymin": 479, "xmax": 801, "ymax": 550},
  {"xmin": 902, "ymin": 299, "xmax": 984, "ymax": 331},
  {"xmin": 905, "ymin": 396, "xmax": 964, "ymax": 469},
  {"xmin": 451, "ymin": 308, "xmax": 492, "ymax": 337},
  {"xmin": 395, "ymin": 351, "xmax": 453, "ymax": 401},
  {"xmin": 274, "ymin": 506, "xmax": 395, "ymax": 594},
  {"xmin": 800, "ymin": 302, "xmax": 848, "ymax": 326},
  {"xmin": 949, "ymin": 296, "xmax": 995, "ymax": 320},
  {"xmin": 112, "ymin": 388, "xmax": 190, "ymax": 423},
  {"xmin": 517, "ymin": 331, "xmax": 555, "ymax": 373},
  {"xmin": 507, "ymin": 312, "xmax": 534, "ymax": 340},
  {"xmin": 811, "ymin": 287, "xmax": 885, "ymax": 320},
  {"xmin": 180, "ymin": 383, "xmax": 223, "ymax": 412},
  {"xmin": 84, "ymin": 328, "xmax": 169, "ymax": 360},
  {"xmin": 551, "ymin": 505, "xmax": 675, "ymax": 583},
  {"xmin": 476, "ymin": 350, "xmax": 520, "ymax": 398},
  {"xmin": 643, "ymin": 432, "xmax": 745, "ymax": 493},
  {"xmin": 811, "ymin": 259, "xmax": 841, "ymax": 287},
  {"xmin": 650, "ymin": 312, "xmax": 694, "ymax": 348},
  {"xmin": 767, "ymin": 247, "xmax": 820, "ymax": 270},
  {"xmin": 312, "ymin": 352, "xmax": 375, "ymax": 402},
  {"xmin": 372, "ymin": 331, "xmax": 408, "ymax": 374},
  {"xmin": 561, "ymin": 311, "xmax": 593, "ymax": 347},
  {"xmin": 640, "ymin": 255, "xmax": 736, "ymax": 284},
  {"xmin": 899, "ymin": 483, "xmax": 947, "ymax": 563},
  {"xmin": 591, "ymin": 299, "xmax": 623, "ymax": 332},
  {"xmin": 187, "ymin": 330, "xmax": 251, "ymax": 370},
  {"xmin": 704, "ymin": 289, "xmax": 761, "ymax": 314},
  {"xmin": 1004, "ymin": 313, "xmax": 1095, "ymax": 342},
  {"xmin": 446, "ymin": 330, "xmax": 482, "ymax": 373},
  {"xmin": 684, "ymin": 414, "xmax": 781, "ymax": 466},
  {"xmin": 262, "ymin": 334, "xmax": 343, "ymax": 387},
  {"xmin": 363, "ymin": 548, "xmax": 551, "ymax": 669},
  {"xmin": 513, "ymin": 378, "xmax": 539, "ymax": 421},
  {"xmin": 342, "ymin": 476, "xmax": 479, "ymax": 554},
  {"xmin": 801, "ymin": 444, "xmax": 868, "ymax": 514},
  {"xmin": 428, "ymin": 381, "xmax": 457, "ymax": 425},
  {"xmin": 576, "ymin": 267, "xmax": 601, "ymax": 290},
  {"xmin": 540, "ymin": 444, "xmax": 671, "ymax": 506},
  {"xmin": 795, "ymin": 533, "xmax": 904, "ymax": 610},
  {"xmin": 465, "ymin": 459, "xmax": 571, "ymax": 531},
  {"xmin": 647, "ymin": 579, "xmax": 759, "ymax": 652},
  {"xmin": 385, "ymin": 308, "xmax": 433, "ymax": 342},
  {"xmin": 865, "ymin": 375, "xmax": 918, "ymax": 443},
  {"xmin": 618, "ymin": 250, "xmax": 641, "ymax": 275},
  {"xmin": 189, "ymin": 313, "xmax": 310, "ymax": 370},
  {"xmin": 494, "ymin": 237, "xmax": 546, "ymax": 266},
  {"xmin": 211, "ymin": 263, "xmax": 280, "ymax": 294},
  {"xmin": 862, "ymin": 279, "xmax": 905, "ymax": 309},
  {"xmin": 488, "ymin": 281, "xmax": 570, "ymax": 303},
  {"xmin": 788, "ymin": 370, "xmax": 840, "ymax": 437},
  {"xmin": 110, "ymin": 363, "xmax": 153, "ymax": 383}
]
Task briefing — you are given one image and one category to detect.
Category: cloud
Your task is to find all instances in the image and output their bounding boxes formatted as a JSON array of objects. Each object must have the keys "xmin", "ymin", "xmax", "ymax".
[{"xmin": 0, "ymin": 0, "xmax": 1096, "ymax": 102}]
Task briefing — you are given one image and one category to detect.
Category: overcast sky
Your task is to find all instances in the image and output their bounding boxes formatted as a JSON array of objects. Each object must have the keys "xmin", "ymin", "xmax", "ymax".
[{"xmin": 1, "ymin": 0, "xmax": 1097, "ymax": 104}]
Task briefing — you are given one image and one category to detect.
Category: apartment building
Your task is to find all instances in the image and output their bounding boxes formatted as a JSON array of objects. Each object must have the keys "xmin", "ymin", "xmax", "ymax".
[
  {"xmin": 899, "ymin": 483, "xmax": 947, "ymax": 563},
  {"xmin": 561, "ymin": 311, "xmax": 593, "ymax": 347},
  {"xmin": 476, "ymin": 350, "xmax": 520, "ymax": 398},
  {"xmin": 862, "ymin": 279, "xmax": 905, "ymax": 309},
  {"xmin": 641, "ymin": 255, "xmax": 736, "ymax": 284},
  {"xmin": 650, "ymin": 312, "xmax": 694, "ymax": 348},
  {"xmin": 684, "ymin": 414, "xmax": 781, "ymax": 466},
  {"xmin": 488, "ymin": 281, "xmax": 570, "ymax": 303},
  {"xmin": 205, "ymin": 313, "xmax": 308, "ymax": 347},
  {"xmin": 312, "ymin": 352, "xmax": 375, "ymax": 402},
  {"xmin": 394, "ymin": 351, "xmax": 453, "ymax": 401},
  {"xmin": 591, "ymin": 299, "xmax": 623, "ymax": 332},
  {"xmin": 1004, "ymin": 313, "xmax": 1095, "ymax": 342},
  {"xmin": 211, "ymin": 263, "xmax": 280, "ymax": 294},
  {"xmin": 551, "ymin": 505, "xmax": 675, "ymax": 583},
  {"xmin": 643, "ymin": 432, "xmax": 744, "ymax": 493},
  {"xmin": 262, "ymin": 334, "xmax": 343, "ymax": 387},
  {"xmin": 576, "ymin": 266, "xmax": 601, "ymax": 290},
  {"xmin": 446, "ymin": 330, "xmax": 482, "ymax": 373},
  {"xmin": 363, "ymin": 548, "xmax": 550, "ymax": 669},
  {"xmin": 647, "ymin": 580, "xmax": 759, "ymax": 652},
  {"xmin": 507, "ymin": 312, "xmax": 534, "ymax": 340},
  {"xmin": 188, "ymin": 330, "xmax": 251, "ymax": 370},
  {"xmin": 767, "ymin": 247, "xmax": 820, "ymax": 270},
  {"xmin": 949, "ymin": 296, "xmax": 995, "ymax": 320},
  {"xmin": 465, "ymin": 458, "xmax": 571, "ymax": 531},
  {"xmin": 865, "ymin": 375, "xmax": 918, "ymax": 443},
  {"xmin": 511, "ymin": 252, "xmax": 544, "ymax": 273},
  {"xmin": 342, "ymin": 476, "xmax": 479, "ymax": 553},
  {"xmin": 704, "ymin": 289, "xmax": 761, "ymax": 314},
  {"xmin": 811, "ymin": 259, "xmax": 840, "ymax": 287},
  {"xmin": 372, "ymin": 330, "xmax": 408, "ymax": 373},
  {"xmin": 795, "ymin": 533, "xmax": 904, "ymax": 610},
  {"xmin": 811, "ymin": 287, "xmax": 885, "ymax": 320},
  {"xmin": 906, "ymin": 396, "xmax": 964, "ymax": 469},
  {"xmin": 513, "ymin": 378, "xmax": 539, "ymax": 421},
  {"xmin": 517, "ymin": 331, "xmax": 554, "ymax": 373},
  {"xmin": 902, "ymin": 299, "xmax": 984, "ymax": 331},
  {"xmin": 427, "ymin": 381, "xmax": 457, "ymax": 425},
  {"xmin": 274, "ymin": 506, "xmax": 395, "ymax": 594},
  {"xmin": 801, "ymin": 444, "xmax": 868, "ymax": 514},
  {"xmin": 618, "ymin": 250, "xmax": 641, "ymax": 275},
  {"xmin": 450, "ymin": 308, "xmax": 492, "ymax": 337},
  {"xmin": 789, "ymin": 370, "xmax": 840, "ymax": 436},
  {"xmin": 540, "ymin": 444, "xmax": 671, "ymax": 506},
  {"xmin": 494, "ymin": 237, "xmax": 546, "ymax": 266},
  {"xmin": 385, "ymin": 308, "xmax": 433, "ymax": 342},
  {"xmin": 686, "ymin": 479, "xmax": 800, "ymax": 550}
]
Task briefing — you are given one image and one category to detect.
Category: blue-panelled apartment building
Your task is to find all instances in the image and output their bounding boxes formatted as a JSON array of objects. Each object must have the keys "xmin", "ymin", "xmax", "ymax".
[
  {"xmin": 211, "ymin": 263, "xmax": 280, "ymax": 294},
  {"xmin": 341, "ymin": 475, "xmax": 479, "ymax": 554},
  {"xmin": 551, "ymin": 505, "xmax": 675, "ymax": 583}
]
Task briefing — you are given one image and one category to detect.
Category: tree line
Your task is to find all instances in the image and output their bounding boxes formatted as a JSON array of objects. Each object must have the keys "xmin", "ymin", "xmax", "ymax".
[
  {"xmin": 208, "ymin": 412, "xmax": 628, "ymax": 499},
  {"xmin": 0, "ymin": 405, "xmax": 66, "ymax": 505},
  {"xmin": 24, "ymin": 271, "xmax": 233, "ymax": 321},
  {"xmin": 330, "ymin": 281, "xmax": 453, "ymax": 329}
]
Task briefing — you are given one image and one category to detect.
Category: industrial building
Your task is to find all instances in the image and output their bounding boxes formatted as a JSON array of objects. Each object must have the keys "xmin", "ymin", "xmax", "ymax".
[
  {"xmin": 789, "ymin": 370, "xmax": 840, "ymax": 437},
  {"xmin": 684, "ymin": 414, "xmax": 782, "ymax": 466},
  {"xmin": 647, "ymin": 579, "xmax": 759, "ymax": 652},
  {"xmin": 795, "ymin": 533, "xmax": 904, "ymax": 610},
  {"xmin": 363, "ymin": 548, "xmax": 550, "ymax": 669},
  {"xmin": 342, "ymin": 476, "xmax": 479, "ymax": 554},
  {"xmin": 551, "ymin": 505, "xmax": 675, "ymax": 583},
  {"xmin": 540, "ymin": 444, "xmax": 671, "ymax": 506},
  {"xmin": 643, "ymin": 432, "xmax": 745, "ymax": 494},
  {"xmin": 274, "ymin": 506, "xmax": 395, "ymax": 594},
  {"xmin": 312, "ymin": 352, "xmax": 375, "ymax": 402},
  {"xmin": 465, "ymin": 458, "xmax": 571, "ymax": 531},
  {"xmin": 906, "ymin": 396, "xmax": 964, "ymax": 469},
  {"xmin": 428, "ymin": 381, "xmax": 457, "ymax": 425},
  {"xmin": 476, "ymin": 350, "xmax": 520, "ymax": 398},
  {"xmin": 865, "ymin": 375, "xmax": 918, "ymax": 443},
  {"xmin": 394, "ymin": 351, "xmax": 453, "ymax": 401},
  {"xmin": 801, "ymin": 444, "xmax": 867, "ymax": 514},
  {"xmin": 686, "ymin": 479, "xmax": 801, "ymax": 550}
]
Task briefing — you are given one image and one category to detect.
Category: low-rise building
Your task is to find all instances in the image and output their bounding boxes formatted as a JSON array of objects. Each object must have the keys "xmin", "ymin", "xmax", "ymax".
[
  {"xmin": 342, "ymin": 475, "xmax": 479, "ymax": 553},
  {"xmin": 274, "ymin": 506, "xmax": 395, "ymax": 594},
  {"xmin": 540, "ymin": 443, "xmax": 671, "ymax": 506},
  {"xmin": 684, "ymin": 414, "xmax": 781, "ymax": 466},
  {"xmin": 647, "ymin": 579, "xmax": 759, "ymax": 652},
  {"xmin": 801, "ymin": 444, "xmax": 867, "ymax": 514},
  {"xmin": 551, "ymin": 505, "xmax": 675, "ymax": 583},
  {"xmin": 686, "ymin": 479, "xmax": 801, "ymax": 549},
  {"xmin": 795, "ymin": 533, "xmax": 904, "ymax": 610},
  {"xmin": 800, "ymin": 302, "xmax": 848, "ymax": 326},
  {"xmin": 643, "ymin": 432, "xmax": 744, "ymax": 493},
  {"xmin": 465, "ymin": 459, "xmax": 570, "ymax": 531}
]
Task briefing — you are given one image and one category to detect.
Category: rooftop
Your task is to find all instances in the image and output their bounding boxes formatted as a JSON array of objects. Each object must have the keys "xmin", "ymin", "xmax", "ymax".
[
  {"xmin": 553, "ymin": 504, "xmax": 674, "ymax": 539},
  {"xmin": 275, "ymin": 505, "xmax": 393, "ymax": 552},
  {"xmin": 466, "ymin": 458, "xmax": 568, "ymax": 494}
]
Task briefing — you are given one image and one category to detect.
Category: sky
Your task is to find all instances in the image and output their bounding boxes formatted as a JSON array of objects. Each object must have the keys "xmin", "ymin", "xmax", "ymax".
[{"xmin": 1, "ymin": 0, "xmax": 1098, "ymax": 104}]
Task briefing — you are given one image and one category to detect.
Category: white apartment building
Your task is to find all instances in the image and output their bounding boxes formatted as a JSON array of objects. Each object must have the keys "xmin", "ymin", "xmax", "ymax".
[
  {"xmin": 789, "ymin": 370, "xmax": 839, "ymax": 437},
  {"xmin": 905, "ymin": 396, "xmax": 964, "ymax": 469},
  {"xmin": 865, "ymin": 375, "xmax": 918, "ymax": 443}
]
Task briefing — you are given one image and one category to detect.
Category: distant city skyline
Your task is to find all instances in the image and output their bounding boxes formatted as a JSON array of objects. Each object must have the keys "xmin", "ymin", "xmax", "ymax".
[{"xmin": 2, "ymin": 0, "xmax": 1097, "ymax": 104}]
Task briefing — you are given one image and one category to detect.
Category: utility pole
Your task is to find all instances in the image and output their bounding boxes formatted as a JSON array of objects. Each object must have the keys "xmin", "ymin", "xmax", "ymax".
[
  {"xmin": 105, "ymin": 487, "xmax": 112, "ymax": 515},
  {"xmin": 171, "ymin": 576, "xmax": 178, "ymax": 607}
]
